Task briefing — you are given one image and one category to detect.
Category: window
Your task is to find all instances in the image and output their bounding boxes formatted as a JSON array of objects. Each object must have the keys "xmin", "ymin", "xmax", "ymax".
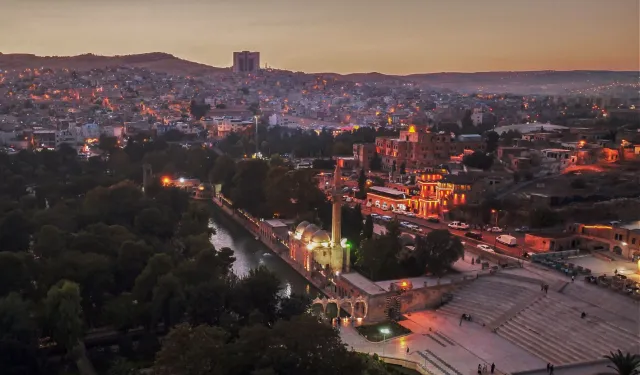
[{"xmin": 632, "ymin": 238, "xmax": 637, "ymax": 245}]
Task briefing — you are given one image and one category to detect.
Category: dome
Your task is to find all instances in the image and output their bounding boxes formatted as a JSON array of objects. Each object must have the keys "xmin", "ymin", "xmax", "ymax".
[
  {"xmin": 295, "ymin": 221, "xmax": 311, "ymax": 235},
  {"xmin": 310, "ymin": 230, "xmax": 330, "ymax": 244},
  {"xmin": 301, "ymin": 224, "xmax": 320, "ymax": 242}
]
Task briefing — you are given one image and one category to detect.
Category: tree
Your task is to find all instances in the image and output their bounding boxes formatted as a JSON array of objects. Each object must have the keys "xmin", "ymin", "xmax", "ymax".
[
  {"xmin": 570, "ymin": 178, "xmax": 587, "ymax": 189},
  {"xmin": 604, "ymin": 350, "xmax": 640, "ymax": 375},
  {"xmin": 363, "ymin": 215, "xmax": 374, "ymax": 240},
  {"xmin": 98, "ymin": 135, "xmax": 118, "ymax": 154},
  {"xmin": 0, "ymin": 253, "xmax": 31, "ymax": 297},
  {"xmin": 278, "ymin": 293, "xmax": 312, "ymax": 320},
  {"xmin": 463, "ymin": 151, "xmax": 494, "ymax": 170},
  {"xmin": 185, "ymin": 280, "xmax": 229, "ymax": 326},
  {"xmin": 116, "ymin": 240, "xmax": 154, "ymax": 292},
  {"xmin": 413, "ymin": 230, "xmax": 463, "ymax": 277},
  {"xmin": 485, "ymin": 131, "xmax": 499, "ymax": 153},
  {"xmin": 153, "ymin": 323, "xmax": 228, "ymax": 375},
  {"xmin": 133, "ymin": 254, "xmax": 174, "ymax": 302},
  {"xmin": 357, "ymin": 169, "xmax": 367, "ymax": 199},
  {"xmin": 44, "ymin": 281, "xmax": 84, "ymax": 353},
  {"xmin": 209, "ymin": 155, "xmax": 236, "ymax": 194},
  {"xmin": 103, "ymin": 293, "xmax": 139, "ymax": 333},
  {"xmin": 269, "ymin": 154, "xmax": 285, "ymax": 167},
  {"xmin": 0, "ymin": 293, "xmax": 37, "ymax": 345},
  {"xmin": 135, "ymin": 207, "xmax": 174, "ymax": 239},
  {"xmin": 369, "ymin": 152, "xmax": 382, "ymax": 171},
  {"xmin": 230, "ymin": 266, "xmax": 281, "ymax": 324},
  {"xmin": 0, "ymin": 210, "xmax": 32, "ymax": 252},
  {"xmin": 33, "ymin": 225, "xmax": 67, "ymax": 258},
  {"xmin": 529, "ymin": 207, "xmax": 561, "ymax": 229},
  {"xmin": 356, "ymin": 221, "xmax": 403, "ymax": 280},
  {"xmin": 151, "ymin": 273, "xmax": 186, "ymax": 328},
  {"xmin": 230, "ymin": 159, "xmax": 270, "ymax": 217},
  {"xmin": 189, "ymin": 100, "xmax": 210, "ymax": 120}
]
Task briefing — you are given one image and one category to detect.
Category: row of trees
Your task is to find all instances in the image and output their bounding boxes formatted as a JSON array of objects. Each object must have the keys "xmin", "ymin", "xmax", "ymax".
[
  {"xmin": 356, "ymin": 220, "xmax": 464, "ymax": 281},
  {"xmin": 217, "ymin": 125, "xmax": 398, "ymax": 159}
]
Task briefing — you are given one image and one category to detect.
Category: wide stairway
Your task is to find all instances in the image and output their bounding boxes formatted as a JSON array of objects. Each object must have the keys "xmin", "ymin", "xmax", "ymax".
[
  {"xmin": 437, "ymin": 278, "xmax": 539, "ymax": 326},
  {"xmin": 496, "ymin": 296, "xmax": 640, "ymax": 365}
]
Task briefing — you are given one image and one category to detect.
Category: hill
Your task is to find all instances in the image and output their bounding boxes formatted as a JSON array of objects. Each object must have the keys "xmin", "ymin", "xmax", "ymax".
[{"xmin": 0, "ymin": 52, "xmax": 228, "ymax": 76}]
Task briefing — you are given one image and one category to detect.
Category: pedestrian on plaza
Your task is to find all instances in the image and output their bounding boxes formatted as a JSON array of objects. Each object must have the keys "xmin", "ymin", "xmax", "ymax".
[
  {"xmin": 546, "ymin": 363, "xmax": 551, "ymax": 373},
  {"xmin": 483, "ymin": 363, "xmax": 488, "ymax": 373},
  {"xmin": 491, "ymin": 363, "xmax": 495, "ymax": 374},
  {"xmin": 614, "ymin": 269, "xmax": 618, "ymax": 275},
  {"xmin": 406, "ymin": 347, "xmax": 409, "ymax": 354},
  {"xmin": 550, "ymin": 364, "xmax": 554, "ymax": 374},
  {"xmin": 571, "ymin": 275, "xmax": 575, "ymax": 282},
  {"xmin": 581, "ymin": 311, "xmax": 586, "ymax": 319},
  {"xmin": 541, "ymin": 283, "xmax": 544, "ymax": 291},
  {"xmin": 478, "ymin": 364, "xmax": 482, "ymax": 375}
]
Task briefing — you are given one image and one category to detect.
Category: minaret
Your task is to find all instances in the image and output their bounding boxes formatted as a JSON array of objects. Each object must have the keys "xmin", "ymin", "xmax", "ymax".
[{"xmin": 331, "ymin": 161, "xmax": 342, "ymax": 245}]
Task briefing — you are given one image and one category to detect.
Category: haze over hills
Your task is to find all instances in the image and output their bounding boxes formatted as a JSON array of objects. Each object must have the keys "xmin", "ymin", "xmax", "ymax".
[
  {"xmin": 0, "ymin": 52, "xmax": 637, "ymax": 94},
  {"xmin": 0, "ymin": 52, "xmax": 229, "ymax": 76}
]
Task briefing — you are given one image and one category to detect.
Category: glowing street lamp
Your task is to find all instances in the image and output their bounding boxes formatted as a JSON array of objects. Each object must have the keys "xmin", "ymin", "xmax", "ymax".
[{"xmin": 379, "ymin": 327, "xmax": 391, "ymax": 355}]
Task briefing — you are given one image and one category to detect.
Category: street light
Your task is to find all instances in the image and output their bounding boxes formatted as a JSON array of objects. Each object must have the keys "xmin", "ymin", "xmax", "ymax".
[{"xmin": 379, "ymin": 327, "xmax": 391, "ymax": 356}]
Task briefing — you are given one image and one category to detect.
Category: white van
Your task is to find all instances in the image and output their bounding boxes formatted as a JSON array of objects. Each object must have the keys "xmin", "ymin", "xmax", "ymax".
[
  {"xmin": 496, "ymin": 235, "xmax": 517, "ymax": 247},
  {"xmin": 448, "ymin": 221, "xmax": 470, "ymax": 230}
]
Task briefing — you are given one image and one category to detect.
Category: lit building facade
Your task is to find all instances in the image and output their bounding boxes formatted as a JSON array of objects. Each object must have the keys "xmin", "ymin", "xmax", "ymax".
[
  {"xmin": 375, "ymin": 126, "xmax": 485, "ymax": 172},
  {"xmin": 415, "ymin": 170, "xmax": 473, "ymax": 216}
]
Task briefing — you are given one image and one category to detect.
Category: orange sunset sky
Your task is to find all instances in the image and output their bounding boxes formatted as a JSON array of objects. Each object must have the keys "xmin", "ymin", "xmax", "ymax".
[{"xmin": 0, "ymin": 0, "xmax": 638, "ymax": 74}]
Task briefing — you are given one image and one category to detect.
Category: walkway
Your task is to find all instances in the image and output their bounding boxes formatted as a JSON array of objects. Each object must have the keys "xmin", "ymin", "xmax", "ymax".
[{"xmin": 340, "ymin": 311, "xmax": 545, "ymax": 375}]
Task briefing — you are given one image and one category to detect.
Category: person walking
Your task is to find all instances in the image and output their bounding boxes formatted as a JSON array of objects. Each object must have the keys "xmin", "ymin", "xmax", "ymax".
[
  {"xmin": 550, "ymin": 364, "xmax": 554, "ymax": 374},
  {"xmin": 571, "ymin": 275, "xmax": 575, "ymax": 282},
  {"xmin": 491, "ymin": 363, "xmax": 495, "ymax": 374},
  {"xmin": 478, "ymin": 364, "xmax": 482, "ymax": 375},
  {"xmin": 483, "ymin": 363, "xmax": 488, "ymax": 373},
  {"xmin": 546, "ymin": 363, "xmax": 551, "ymax": 373},
  {"xmin": 406, "ymin": 346, "xmax": 409, "ymax": 354}
]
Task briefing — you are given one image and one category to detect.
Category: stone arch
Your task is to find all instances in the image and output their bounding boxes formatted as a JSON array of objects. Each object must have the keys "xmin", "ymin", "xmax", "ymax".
[
  {"xmin": 339, "ymin": 299, "xmax": 354, "ymax": 317},
  {"xmin": 311, "ymin": 297, "xmax": 327, "ymax": 314},
  {"xmin": 613, "ymin": 246, "xmax": 623, "ymax": 255}
]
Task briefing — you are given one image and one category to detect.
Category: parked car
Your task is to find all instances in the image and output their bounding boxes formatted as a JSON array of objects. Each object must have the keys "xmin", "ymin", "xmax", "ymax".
[
  {"xmin": 366, "ymin": 202, "xmax": 373, "ymax": 208},
  {"xmin": 487, "ymin": 227, "xmax": 503, "ymax": 233},
  {"xmin": 448, "ymin": 221, "xmax": 470, "ymax": 230},
  {"xmin": 405, "ymin": 212, "xmax": 416, "ymax": 217},
  {"xmin": 515, "ymin": 226, "xmax": 530, "ymax": 233},
  {"xmin": 477, "ymin": 244, "xmax": 495, "ymax": 253},
  {"xmin": 464, "ymin": 231, "xmax": 483, "ymax": 240},
  {"xmin": 399, "ymin": 221, "xmax": 411, "ymax": 228},
  {"xmin": 496, "ymin": 234, "xmax": 517, "ymax": 247},
  {"xmin": 392, "ymin": 209, "xmax": 404, "ymax": 215},
  {"xmin": 370, "ymin": 213, "xmax": 379, "ymax": 218},
  {"xmin": 426, "ymin": 216, "xmax": 440, "ymax": 223},
  {"xmin": 381, "ymin": 215, "xmax": 393, "ymax": 222}
]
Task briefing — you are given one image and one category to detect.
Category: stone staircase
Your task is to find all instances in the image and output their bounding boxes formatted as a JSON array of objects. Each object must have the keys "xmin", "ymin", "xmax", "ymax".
[
  {"xmin": 437, "ymin": 279, "xmax": 539, "ymax": 326},
  {"xmin": 496, "ymin": 296, "xmax": 640, "ymax": 365},
  {"xmin": 416, "ymin": 350, "xmax": 463, "ymax": 375}
]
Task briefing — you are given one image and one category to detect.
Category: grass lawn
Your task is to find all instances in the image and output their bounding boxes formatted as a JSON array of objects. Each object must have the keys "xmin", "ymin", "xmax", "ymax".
[{"xmin": 355, "ymin": 320, "xmax": 412, "ymax": 342}]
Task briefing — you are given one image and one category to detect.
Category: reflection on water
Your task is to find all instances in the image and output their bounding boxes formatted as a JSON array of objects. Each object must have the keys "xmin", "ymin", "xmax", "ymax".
[{"xmin": 208, "ymin": 207, "xmax": 320, "ymax": 298}]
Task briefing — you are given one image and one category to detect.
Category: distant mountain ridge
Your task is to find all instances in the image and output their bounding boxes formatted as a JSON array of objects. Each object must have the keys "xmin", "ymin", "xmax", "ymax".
[
  {"xmin": 0, "ymin": 52, "xmax": 229, "ymax": 75},
  {"xmin": 0, "ymin": 52, "xmax": 636, "ymax": 94}
]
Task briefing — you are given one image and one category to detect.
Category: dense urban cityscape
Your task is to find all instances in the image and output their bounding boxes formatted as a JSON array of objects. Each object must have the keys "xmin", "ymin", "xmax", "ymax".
[{"xmin": 0, "ymin": 2, "xmax": 639, "ymax": 375}]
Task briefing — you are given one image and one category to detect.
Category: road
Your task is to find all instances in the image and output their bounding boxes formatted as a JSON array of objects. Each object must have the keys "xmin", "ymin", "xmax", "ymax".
[{"xmin": 360, "ymin": 205, "xmax": 529, "ymax": 259}]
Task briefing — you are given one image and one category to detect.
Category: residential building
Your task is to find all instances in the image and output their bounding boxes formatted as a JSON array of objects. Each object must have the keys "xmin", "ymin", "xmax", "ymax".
[
  {"xmin": 233, "ymin": 51, "xmax": 260, "ymax": 73},
  {"xmin": 569, "ymin": 222, "xmax": 640, "ymax": 261},
  {"xmin": 353, "ymin": 143, "xmax": 376, "ymax": 169}
]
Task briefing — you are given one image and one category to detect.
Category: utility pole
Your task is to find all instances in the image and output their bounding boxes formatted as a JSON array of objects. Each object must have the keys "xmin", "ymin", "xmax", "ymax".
[{"xmin": 254, "ymin": 115, "xmax": 259, "ymax": 157}]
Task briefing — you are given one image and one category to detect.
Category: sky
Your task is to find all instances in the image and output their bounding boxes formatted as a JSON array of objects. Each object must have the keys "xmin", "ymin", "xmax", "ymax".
[{"xmin": 0, "ymin": 0, "xmax": 638, "ymax": 74}]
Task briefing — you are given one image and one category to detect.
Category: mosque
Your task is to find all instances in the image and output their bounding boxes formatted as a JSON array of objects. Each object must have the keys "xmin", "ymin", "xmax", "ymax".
[{"xmin": 288, "ymin": 162, "xmax": 350, "ymax": 277}]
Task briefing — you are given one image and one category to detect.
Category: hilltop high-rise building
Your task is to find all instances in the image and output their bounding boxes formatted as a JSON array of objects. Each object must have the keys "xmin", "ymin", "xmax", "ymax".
[{"xmin": 232, "ymin": 51, "xmax": 260, "ymax": 73}]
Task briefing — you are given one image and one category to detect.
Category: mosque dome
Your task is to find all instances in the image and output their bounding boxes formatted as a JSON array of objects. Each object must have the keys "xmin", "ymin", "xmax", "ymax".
[
  {"xmin": 301, "ymin": 224, "xmax": 320, "ymax": 242},
  {"xmin": 295, "ymin": 221, "xmax": 311, "ymax": 235},
  {"xmin": 310, "ymin": 230, "xmax": 331, "ymax": 245}
]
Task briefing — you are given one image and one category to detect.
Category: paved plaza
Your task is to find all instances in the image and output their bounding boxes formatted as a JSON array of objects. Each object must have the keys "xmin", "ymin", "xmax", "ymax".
[{"xmin": 342, "ymin": 261, "xmax": 640, "ymax": 375}]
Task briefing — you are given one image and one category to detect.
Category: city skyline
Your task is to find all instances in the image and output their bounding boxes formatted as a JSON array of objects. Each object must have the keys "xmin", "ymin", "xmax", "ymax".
[{"xmin": 0, "ymin": 0, "xmax": 638, "ymax": 74}]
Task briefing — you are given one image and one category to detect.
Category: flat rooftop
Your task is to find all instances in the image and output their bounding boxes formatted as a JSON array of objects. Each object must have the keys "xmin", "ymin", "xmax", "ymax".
[
  {"xmin": 341, "ymin": 272, "xmax": 388, "ymax": 295},
  {"xmin": 369, "ymin": 186, "xmax": 406, "ymax": 196}
]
